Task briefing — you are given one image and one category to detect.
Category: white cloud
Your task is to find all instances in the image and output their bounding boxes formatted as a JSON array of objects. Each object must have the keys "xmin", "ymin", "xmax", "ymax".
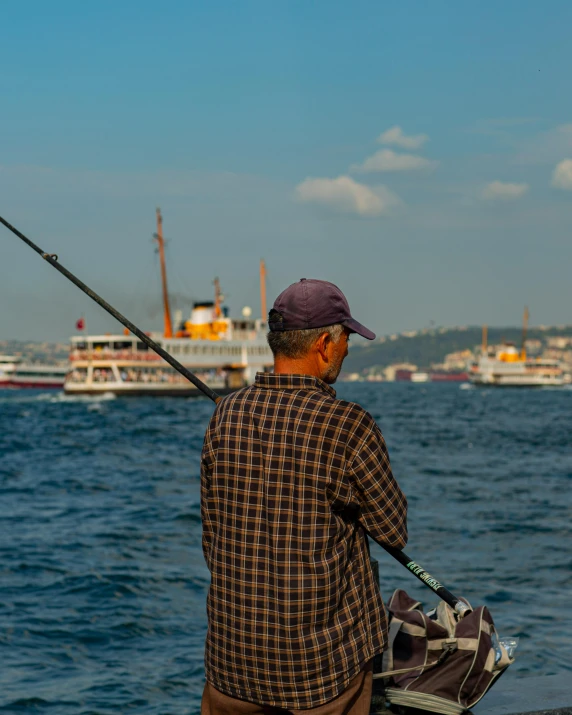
[
  {"xmin": 377, "ymin": 125, "xmax": 428, "ymax": 150},
  {"xmin": 482, "ymin": 180, "xmax": 529, "ymax": 200},
  {"xmin": 551, "ymin": 159, "xmax": 572, "ymax": 190},
  {"xmin": 351, "ymin": 148, "xmax": 436, "ymax": 173},
  {"xmin": 295, "ymin": 175, "xmax": 401, "ymax": 217}
]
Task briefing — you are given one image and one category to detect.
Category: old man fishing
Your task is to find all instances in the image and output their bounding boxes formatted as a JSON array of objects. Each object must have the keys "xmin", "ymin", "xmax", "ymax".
[{"xmin": 199, "ymin": 278, "xmax": 408, "ymax": 714}]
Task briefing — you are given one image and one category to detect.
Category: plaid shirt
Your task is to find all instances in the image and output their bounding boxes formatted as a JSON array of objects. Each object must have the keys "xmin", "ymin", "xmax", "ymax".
[{"xmin": 201, "ymin": 372, "xmax": 407, "ymax": 709}]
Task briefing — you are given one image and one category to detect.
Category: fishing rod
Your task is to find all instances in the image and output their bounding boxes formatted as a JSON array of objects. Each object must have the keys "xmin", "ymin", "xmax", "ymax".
[{"xmin": 0, "ymin": 213, "xmax": 470, "ymax": 618}]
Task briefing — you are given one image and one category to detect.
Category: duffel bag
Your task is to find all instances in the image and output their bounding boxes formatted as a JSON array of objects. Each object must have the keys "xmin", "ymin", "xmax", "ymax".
[{"xmin": 374, "ymin": 589, "xmax": 515, "ymax": 715}]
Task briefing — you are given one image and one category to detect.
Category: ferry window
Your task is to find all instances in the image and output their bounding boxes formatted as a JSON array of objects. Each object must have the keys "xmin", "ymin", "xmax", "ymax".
[
  {"xmin": 93, "ymin": 342, "xmax": 111, "ymax": 350},
  {"xmin": 136, "ymin": 342, "xmax": 149, "ymax": 351},
  {"xmin": 68, "ymin": 368, "xmax": 87, "ymax": 383},
  {"xmin": 113, "ymin": 341, "xmax": 133, "ymax": 350},
  {"xmin": 75, "ymin": 341, "xmax": 87, "ymax": 350}
]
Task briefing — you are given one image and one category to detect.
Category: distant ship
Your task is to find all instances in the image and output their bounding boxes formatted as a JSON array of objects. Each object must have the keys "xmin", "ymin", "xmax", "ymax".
[
  {"xmin": 65, "ymin": 209, "xmax": 273, "ymax": 397},
  {"xmin": 469, "ymin": 309, "xmax": 569, "ymax": 387},
  {"xmin": 0, "ymin": 355, "xmax": 68, "ymax": 389}
]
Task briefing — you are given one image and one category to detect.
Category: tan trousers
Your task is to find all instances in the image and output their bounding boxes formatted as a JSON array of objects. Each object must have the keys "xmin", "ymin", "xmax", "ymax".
[{"xmin": 201, "ymin": 661, "xmax": 373, "ymax": 715}]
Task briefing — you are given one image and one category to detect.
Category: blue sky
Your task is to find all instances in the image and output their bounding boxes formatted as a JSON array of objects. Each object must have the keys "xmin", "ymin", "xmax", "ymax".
[{"xmin": 2, "ymin": 1, "xmax": 572, "ymax": 341}]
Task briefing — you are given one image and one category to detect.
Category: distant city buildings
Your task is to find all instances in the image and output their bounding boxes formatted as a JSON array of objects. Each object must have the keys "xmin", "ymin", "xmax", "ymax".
[
  {"xmin": 547, "ymin": 336, "xmax": 572, "ymax": 349},
  {"xmin": 0, "ymin": 339, "xmax": 68, "ymax": 365},
  {"xmin": 431, "ymin": 349, "xmax": 473, "ymax": 372}
]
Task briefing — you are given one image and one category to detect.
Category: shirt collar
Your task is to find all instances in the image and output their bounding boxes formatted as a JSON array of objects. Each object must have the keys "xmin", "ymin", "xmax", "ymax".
[{"xmin": 254, "ymin": 372, "xmax": 337, "ymax": 398}]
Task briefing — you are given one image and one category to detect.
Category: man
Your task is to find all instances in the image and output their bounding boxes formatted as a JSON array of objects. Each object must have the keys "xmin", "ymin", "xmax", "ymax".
[{"xmin": 201, "ymin": 278, "xmax": 407, "ymax": 715}]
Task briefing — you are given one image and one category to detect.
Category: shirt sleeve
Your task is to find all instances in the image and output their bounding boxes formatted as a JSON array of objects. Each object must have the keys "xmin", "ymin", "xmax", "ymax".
[
  {"xmin": 346, "ymin": 408, "xmax": 408, "ymax": 549},
  {"xmin": 200, "ymin": 409, "xmax": 219, "ymax": 562}
]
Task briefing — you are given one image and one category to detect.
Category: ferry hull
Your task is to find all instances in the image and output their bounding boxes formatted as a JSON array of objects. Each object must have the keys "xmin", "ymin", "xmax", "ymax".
[
  {"xmin": 469, "ymin": 377, "xmax": 566, "ymax": 388},
  {"xmin": 4, "ymin": 381, "xmax": 65, "ymax": 389}
]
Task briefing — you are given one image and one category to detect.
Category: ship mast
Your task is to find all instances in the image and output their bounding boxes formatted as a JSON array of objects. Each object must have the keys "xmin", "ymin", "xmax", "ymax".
[
  {"xmin": 521, "ymin": 306, "xmax": 529, "ymax": 360},
  {"xmin": 214, "ymin": 277, "xmax": 222, "ymax": 319},
  {"xmin": 154, "ymin": 208, "xmax": 173, "ymax": 338},
  {"xmin": 260, "ymin": 258, "xmax": 267, "ymax": 321}
]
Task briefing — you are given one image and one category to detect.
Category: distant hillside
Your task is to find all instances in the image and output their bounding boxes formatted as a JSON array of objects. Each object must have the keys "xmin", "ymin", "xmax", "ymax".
[{"xmin": 344, "ymin": 325, "xmax": 572, "ymax": 373}]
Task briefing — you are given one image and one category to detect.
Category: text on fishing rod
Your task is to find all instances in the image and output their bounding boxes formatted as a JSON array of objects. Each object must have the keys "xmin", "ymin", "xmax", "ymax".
[{"xmin": 406, "ymin": 561, "xmax": 443, "ymax": 591}]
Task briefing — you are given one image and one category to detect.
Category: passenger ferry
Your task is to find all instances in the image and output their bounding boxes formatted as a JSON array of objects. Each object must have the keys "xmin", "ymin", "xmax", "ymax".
[
  {"xmin": 65, "ymin": 209, "xmax": 273, "ymax": 397},
  {"xmin": 469, "ymin": 311, "xmax": 569, "ymax": 387},
  {"xmin": 0, "ymin": 355, "xmax": 68, "ymax": 389}
]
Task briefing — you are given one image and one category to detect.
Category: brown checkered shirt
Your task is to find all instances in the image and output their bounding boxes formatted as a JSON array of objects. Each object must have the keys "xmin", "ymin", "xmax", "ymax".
[{"xmin": 201, "ymin": 372, "xmax": 408, "ymax": 709}]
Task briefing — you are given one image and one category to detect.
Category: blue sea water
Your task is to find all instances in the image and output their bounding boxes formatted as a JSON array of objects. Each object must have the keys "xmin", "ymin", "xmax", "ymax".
[{"xmin": 0, "ymin": 383, "xmax": 571, "ymax": 714}]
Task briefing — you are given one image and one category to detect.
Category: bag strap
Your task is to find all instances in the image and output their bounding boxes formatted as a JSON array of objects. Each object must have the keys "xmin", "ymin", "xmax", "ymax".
[
  {"xmin": 374, "ymin": 638, "xmax": 458, "ymax": 681},
  {"xmin": 381, "ymin": 616, "xmax": 404, "ymax": 674}
]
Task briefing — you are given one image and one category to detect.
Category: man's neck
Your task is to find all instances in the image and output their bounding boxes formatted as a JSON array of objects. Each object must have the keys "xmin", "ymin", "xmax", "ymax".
[{"xmin": 273, "ymin": 356, "xmax": 321, "ymax": 379}]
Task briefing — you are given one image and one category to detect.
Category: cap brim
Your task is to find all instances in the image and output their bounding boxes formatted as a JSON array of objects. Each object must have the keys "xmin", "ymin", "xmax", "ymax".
[{"xmin": 343, "ymin": 318, "xmax": 376, "ymax": 340}]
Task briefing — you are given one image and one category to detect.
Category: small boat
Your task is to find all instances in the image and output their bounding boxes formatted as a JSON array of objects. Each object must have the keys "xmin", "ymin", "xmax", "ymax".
[
  {"xmin": 0, "ymin": 355, "xmax": 67, "ymax": 389},
  {"xmin": 469, "ymin": 309, "xmax": 569, "ymax": 387}
]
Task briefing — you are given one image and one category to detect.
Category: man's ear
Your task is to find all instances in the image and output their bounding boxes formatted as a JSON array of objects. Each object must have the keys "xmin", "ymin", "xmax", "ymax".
[{"xmin": 315, "ymin": 331, "xmax": 331, "ymax": 362}]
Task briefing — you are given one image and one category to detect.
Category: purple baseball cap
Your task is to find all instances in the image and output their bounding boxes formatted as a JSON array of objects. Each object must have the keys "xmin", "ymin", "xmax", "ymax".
[{"xmin": 269, "ymin": 278, "xmax": 376, "ymax": 340}]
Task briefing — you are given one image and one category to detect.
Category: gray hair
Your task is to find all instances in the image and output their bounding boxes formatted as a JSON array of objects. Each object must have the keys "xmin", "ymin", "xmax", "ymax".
[{"xmin": 267, "ymin": 323, "xmax": 345, "ymax": 359}]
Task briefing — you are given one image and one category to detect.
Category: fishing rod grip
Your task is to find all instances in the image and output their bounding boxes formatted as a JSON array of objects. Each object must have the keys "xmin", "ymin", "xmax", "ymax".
[{"xmin": 381, "ymin": 544, "xmax": 471, "ymax": 618}]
